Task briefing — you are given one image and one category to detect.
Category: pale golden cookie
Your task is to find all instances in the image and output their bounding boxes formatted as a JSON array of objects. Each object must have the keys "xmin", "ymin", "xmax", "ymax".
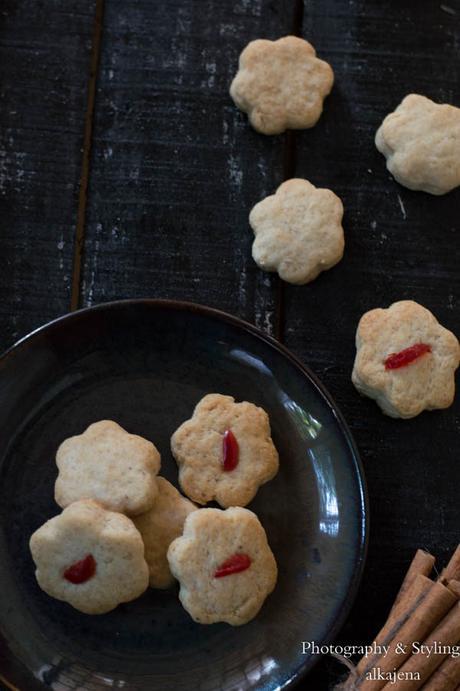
[
  {"xmin": 250, "ymin": 178, "xmax": 344, "ymax": 285},
  {"xmin": 133, "ymin": 477, "xmax": 197, "ymax": 589},
  {"xmin": 352, "ymin": 300, "xmax": 460, "ymax": 418},
  {"xmin": 230, "ymin": 36, "xmax": 334, "ymax": 135},
  {"xmin": 171, "ymin": 394, "xmax": 279, "ymax": 508},
  {"xmin": 167, "ymin": 507, "xmax": 277, "ymax": 626},
  {"xmin": 29, "ymin": 500, "xmax": 149, "ymax": 614},
  {"xmin": 375, "ymin": 94, "xmax": 460, "ymax": 195},
  {"xmin": 55, "ymin": 420, "xmax": 160, "ymax": 516}
]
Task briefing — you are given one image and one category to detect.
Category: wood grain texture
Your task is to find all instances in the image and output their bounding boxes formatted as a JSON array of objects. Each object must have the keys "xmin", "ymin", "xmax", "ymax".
[
  {"xmin": 0, "ymin": 0, "xmax": 96, "ymax": 352},
  {"xmin": 287, "ymin": 2, "xmax": 460, "ymax": 687},
  {"xmin": 78, "ymin": 0, "xmax": 298, "ymax": 334}
]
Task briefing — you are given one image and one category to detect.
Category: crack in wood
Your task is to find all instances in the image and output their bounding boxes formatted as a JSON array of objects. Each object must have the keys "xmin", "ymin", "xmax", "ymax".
[
  {"xmin": 274, "ymin": 0, "xmax": 304, "ymax": 343},
  {"xmin": 70, "ymin": 0, "xmax": 105, "ymax": 311}
]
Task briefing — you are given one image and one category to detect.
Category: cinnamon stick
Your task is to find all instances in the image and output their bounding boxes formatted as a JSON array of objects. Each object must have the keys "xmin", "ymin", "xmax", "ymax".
[
  {"xmin": 381, "ymin": 601, "xmax": 460, "ymax": 690},
  {"xmin": 381, "ymin": 573, "xmax": 434, "ymax": 642},
  {"xmin": 421, "ymin": 651, "xmax": 460, "ymax": 690},
  {"xmin": 390, "ymin": 550, "xmax": 435, "ymax": 616},
  {"xmin": 356, "ymin": 579, "xmax": 457, "ymax": 690},
  {"xmin": 438, "ymin": 545, "xmax": 460, "ymax": 583},
  {"xmin": 446, "ymin": 579, "xmax": 460, "ymax": 598},
  {"xmin": 356, "ymin": 575, "xmax": 433, "ymax": 676}
]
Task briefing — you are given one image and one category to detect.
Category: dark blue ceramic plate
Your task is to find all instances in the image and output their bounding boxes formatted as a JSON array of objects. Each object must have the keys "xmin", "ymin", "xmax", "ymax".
[{"xmin": 0, "ymin": 300, "xmax": 367, "ymax": 691}]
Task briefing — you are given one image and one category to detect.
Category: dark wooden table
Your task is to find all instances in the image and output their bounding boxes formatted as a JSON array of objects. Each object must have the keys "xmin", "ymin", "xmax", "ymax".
[{"xmin": 1, "ymin": 1, "xmax": 459, "ymax": 689}]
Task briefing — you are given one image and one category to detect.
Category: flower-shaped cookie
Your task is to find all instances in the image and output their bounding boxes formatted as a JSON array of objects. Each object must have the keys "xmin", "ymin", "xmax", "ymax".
[
  {"xmin": 133, "ymin": 477, "xmax": 197, "ymax": 589},
  {"xmin": 249, "ymin": 178, "xmax": 344, "ymax": 285},
  {"xmin": 30, "ymin": 500, "xmax": 149, "ymax": 614},
  {"xmin": 375, "ymin": 94, "xmax": 460, "ymax": 195},
  {"xmin": 171, "ymin": 394, "xmax": 279, "ymax": 508},
  {"xmin": 230, "ymin": 36, "xmax": 334, "ymax": 135},
  {"xmin": 55, "ymin": 420, "xmax": 161, "ymax": 516},
  {"xmin": 352, "ymin": 300, "xmax": 460, "ymax": 418},
  {"xmin": 167, "ymin": 507, "xmax": 277, "ymax": 625}
]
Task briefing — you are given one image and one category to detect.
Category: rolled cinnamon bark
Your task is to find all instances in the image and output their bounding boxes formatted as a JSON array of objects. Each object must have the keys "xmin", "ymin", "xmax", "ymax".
[
  {"xmin": 356, "ymin": 580, "xmax": 457, "ymax": 691},
  {"xmin": 356, "ymin": 552, "xmax": 435, "ymax": 679},
  {"xmin": 421, "ymin": 652, "xmax": 460, "ymax": 690},
  {"xmin": 384, "ymin": 573, "xmax": 434, "ymax": 637},
  {"xmin": 356, "ymin": 575, "xmax": 433, "ymax": 676},
  {"xmin": 391, "ymin": 550, "xmax": 435, "ymax": 614},
  {"xmin": 438, "ymin": 545, "xmax": 460, "ymax": 583},
  {"xmin": 446, "ymin": 579, "xmax": 460, "ymax": 598},
  {"xmin": 380, "ymin": 601, "xmax": 460, "ymax": 690}
]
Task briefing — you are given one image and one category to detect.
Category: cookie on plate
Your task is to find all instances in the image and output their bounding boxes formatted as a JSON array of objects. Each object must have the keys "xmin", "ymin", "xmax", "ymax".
[
  {"xmin": 171, "ymin": 394, "xmax": 279, "ymax": 508},
  {"xmin": 55, "ymin": 420, "xmax": 161, "ymax": 516},
  {"xmin": 167, "ymin": 507, "xmax": 277, "ymax": 625},
  {"xmin": 133, "ymin": 477, "xmax": 197, "ymax": 589},
  {"xmin": 352, "ymin": 300, "xmax": 460, "ymax": 418},
  {"xmin": 249, "ymin": 178, "xmax": 344, "ymax": 285},
  {"xmin": 375, "ymin": 94, "xmax": 460, "ymax": 195},
  {"xmin": 230, "ymin": 36, "xmax": 334, "ymax": 135},
  {"xmin": 29, "ymin": 500, "xmax": 149, "ymax": 614}
]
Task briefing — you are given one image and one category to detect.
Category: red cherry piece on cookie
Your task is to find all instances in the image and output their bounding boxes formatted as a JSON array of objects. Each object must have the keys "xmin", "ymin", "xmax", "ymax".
[
  {"xmin": 384, "ymin": 343, "xmax": 431, "ymax": 370},
  {"xmin": 63, "ymin": 554, "xmax": 96, "ymax": 584},
  {"xmin": 222, "ymin": 429, "xmax": 239, "ymax": 471},
  {"xmin": 214, "ymin": 553, "xmax": 251, "ymax": 578}
]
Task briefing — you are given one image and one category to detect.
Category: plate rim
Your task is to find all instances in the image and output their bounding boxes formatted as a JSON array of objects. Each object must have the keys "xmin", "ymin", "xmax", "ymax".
[{"xmin": 0, "ymin": 298, "xmax": 369, "ymax": 690}]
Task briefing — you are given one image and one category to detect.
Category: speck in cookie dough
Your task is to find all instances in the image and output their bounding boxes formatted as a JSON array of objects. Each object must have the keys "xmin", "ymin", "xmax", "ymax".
[
  {"xmin": 171, "ymin": 394, "xmax": 279, "ymax": 508},
  {"xmin": 249, "ymin": 178, "xmax": 344, "ymax": 285},
  {"xmin": 230, "ymin": 36, "xmax": 334, "ymax": 135},
  {"xmin": 375, "ymin": 94, "xmax": 460, "ymax": 195},
  {"xmin": 167, "ymin": 507, "xmax": 278, "ymax": 625},
  {"xmin": 133, "ymin": 477, "xmax": 197, "ymax": 589},
  {"xmin": 352, "ymin": 300, "xmax": 460, "ymax": 418},
  {"xmin": 55, "ymin": 420, "xmax": 161, "ymax": 516},
  {"xmin": 29, "ymin": 500, "xmax": 149, "ymax": 614}
]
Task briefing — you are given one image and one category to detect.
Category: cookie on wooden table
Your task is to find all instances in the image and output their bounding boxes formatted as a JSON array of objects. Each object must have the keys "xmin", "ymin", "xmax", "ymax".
[
  {"xmin": 167, "ymin": 507, "xmax": 277, "ymax": 626},
  {"xmin": 171, "ymin": 394, "xmax": 279, "ymax": 508},
  {"xmin": 55, "ymin": 420, "xmax": 161, "ymax": 516},
  {"xmin": 133, "ymin": 477, "xmax": 197, "ymax": 589},
  {"xmin": 352, "ymin": 300, "xmax": 460, "ymax": 418},
  {"xmin": 249, "ymin": 178, "xmax": 344, "ymax": 285},
  {"xmin": 29, "ymin": 500, "xmax": 149, "ymax": 614},
  {"xmin": 230, "ymin": 36, "xmax": 334, "ymax": 135},
  {"xmin": 375, "ymin": 94, "xmax": 460, "ymax": 195}
]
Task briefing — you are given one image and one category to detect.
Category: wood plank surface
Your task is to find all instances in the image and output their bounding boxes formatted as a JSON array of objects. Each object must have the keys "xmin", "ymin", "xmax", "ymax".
[
  {"xmin": 77, "ymin": 0, "xmax": 299, "ymax": 334},
  {"xmin": 0, "ymin": 0, "xmax": 96, "ymax": 352},
  {"xmin": 287, "ymin": 2, "xmax": 460, "ymax": 687}
]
